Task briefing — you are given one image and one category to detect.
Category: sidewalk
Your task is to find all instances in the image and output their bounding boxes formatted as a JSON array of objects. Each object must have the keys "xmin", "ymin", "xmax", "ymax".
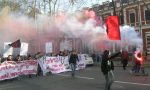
[
  {"xmin": 114, "ymin": 61, "xmax": 150, "ymax": 67},
  {"xmin": 94, "ymin": 61, "xmax": 150, "ymax": 67}
]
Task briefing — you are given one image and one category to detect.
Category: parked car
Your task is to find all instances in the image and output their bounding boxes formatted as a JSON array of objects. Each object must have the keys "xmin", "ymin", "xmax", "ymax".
[{"xmin": 84, "ymin": 54, "xmax": 94, "ymax": 66}]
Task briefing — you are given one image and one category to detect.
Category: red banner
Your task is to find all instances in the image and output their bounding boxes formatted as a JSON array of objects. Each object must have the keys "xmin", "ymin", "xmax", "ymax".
[{"xmin": 106, "ymin": 16, "xmax": 121, "ymax": 40}]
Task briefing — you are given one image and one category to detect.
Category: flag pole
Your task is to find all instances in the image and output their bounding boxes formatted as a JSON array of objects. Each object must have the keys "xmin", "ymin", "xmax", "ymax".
[
  {"xmin": 34, "ymin": 0, "xmax": 41, "ymax": 53},
  {"xmin": 112, "ymin": 0, "xmax": 116, "ymax": 53}
]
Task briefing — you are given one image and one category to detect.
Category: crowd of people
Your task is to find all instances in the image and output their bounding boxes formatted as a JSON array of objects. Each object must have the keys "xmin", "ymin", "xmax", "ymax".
[
  {"xmin": 0, "ymin": 50, "xmax": 72, "ymax": 63},
  {"xmin": 0, "ymin": 50, "xmax": 80, "ymax": 78},
  {"xmin": 0, "ymin": 48, "xmax": 147, "ymax": 90}
]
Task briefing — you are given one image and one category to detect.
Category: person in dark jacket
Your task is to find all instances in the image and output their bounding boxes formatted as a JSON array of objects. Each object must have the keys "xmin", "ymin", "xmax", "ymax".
[
  {"xmin": 101, "ymin": 50, "xmax": 114, "ymax": 90},
  {"xmin": 121, "ymin": 50, "xmax": 128, "ymax": 70},
  {"xmin": 69, "ymin": 50, "xmax": 79, "ymax": 77}
]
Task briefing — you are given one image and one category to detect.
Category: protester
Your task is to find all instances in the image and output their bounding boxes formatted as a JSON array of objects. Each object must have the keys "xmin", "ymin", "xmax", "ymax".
[
  {"xmin": 27, "ymin": 54, "xmax": 33, "ymax": 78},
  {"xmin": 69, "ymin": 50, "xmax": 79, "ymax": 77},
  {"xmin": 101, "ymin": 50, "xmax": 114, "ymax": 90},
  {"xmin": 6, "ymin": 55, "xmax": 13, "ymax": 61},
  {"xmin": 91, "ymin": 52, "xmax": 96, "ymax": 62},
  {"xmin": 35, "ymin": 52, "xmax": 43, "ymax": 76},
  {"xmin": 63, "ymin": 50, "xmax": 68, "ymax": 56},
  {"xmin": 131, "ymin": 52, "xmax": 143, "ymax": 73},
  {"xmin": 59, "ymin": 51, "xmax": 64, "ymax": 56},
  {"xmin": 121, "ymin": 50, "xmax": 128, "ymax": 70},
  {"xmin": 27, "ymin": 54, "xmax": 32, "ymax": 60},
  {"xmin": 15, "ymin": 55, "xmax": 22, "ymax": 62}
]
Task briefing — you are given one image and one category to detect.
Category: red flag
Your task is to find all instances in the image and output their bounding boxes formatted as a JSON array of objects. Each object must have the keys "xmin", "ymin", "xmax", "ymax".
[
  {"xmin": 8, "ymin": 39, "xmax": 21, "ymax": 48},
  {"xmin": 106, "ymin": 16, "xmax": 121, "ymax": 40}
]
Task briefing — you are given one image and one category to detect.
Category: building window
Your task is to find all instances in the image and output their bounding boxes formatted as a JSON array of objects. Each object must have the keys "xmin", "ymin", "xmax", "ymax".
[
  {"xmin": 146, "ymin": 33, "xmax": 150, "ymax": 55},
  {"xmin": 145, "ymin": 9, "xmax": 150, "ymax": 21},
  {"xmin": 119, "ymin": 14, "xmax": 124, "ymax": 25},
  {"xmin": 129, "ymin": 12, "xmax": 135, "ymax": 23},
  {"xmin": 129, "ymin": 0, "xmax": 137, "ymax": 4},
  {"xmin": 122, "ymin": 0, "xmax": 129, "ymax": 4}
]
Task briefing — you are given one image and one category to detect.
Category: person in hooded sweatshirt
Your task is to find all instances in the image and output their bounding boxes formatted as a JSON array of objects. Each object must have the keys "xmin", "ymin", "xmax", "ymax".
[{"xmin": 101, "ymin": 50, "xmax": 114, "ymax": 90}]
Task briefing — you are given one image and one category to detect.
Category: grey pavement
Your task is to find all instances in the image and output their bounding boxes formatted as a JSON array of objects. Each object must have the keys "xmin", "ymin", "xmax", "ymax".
[{"xmin": 0, "ymin": 65, "xmax": 150, "ymax": 90}]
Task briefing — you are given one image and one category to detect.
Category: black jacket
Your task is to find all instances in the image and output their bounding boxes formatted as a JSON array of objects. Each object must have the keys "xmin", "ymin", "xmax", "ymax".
[
  {"xmin": 69, "ymin": 54, "xmax": 79, "ymax": 64},
  {"xmin": 101, "ymin": 50, "xmax": 114, "ymax": 75}
]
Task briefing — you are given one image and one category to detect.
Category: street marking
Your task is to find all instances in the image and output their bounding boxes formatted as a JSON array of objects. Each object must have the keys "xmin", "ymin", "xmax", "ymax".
[
  {"xmin": 76, "ymin": 76, "xmax": 95, "ymax": 80},
  {"xmin": 114, "ymin": 81, "xmax": 150, "ymax": 87},
  {"xmin": 56, "ymin": 74, "xmax": 150, "ymax": 86},
  {"xmin": 55, "ymin": 74, "xmax": 70, "ymax": 77},
  {"xmin": 56, "ymin": 74, "xmax": 95, "ymax": 80},
  {"xmin": 112, "ymin": 84, "xmax": 124, "ymax": 88},
  {"xmin": 0, "ymin": 85, "xmax": 21, "ymax": 90}
]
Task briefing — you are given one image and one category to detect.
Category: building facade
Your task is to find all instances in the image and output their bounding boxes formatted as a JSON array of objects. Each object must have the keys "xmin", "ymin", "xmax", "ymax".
[{"xmin": 91, "ymin": 0, "xmax": 150, "ymax": 54}]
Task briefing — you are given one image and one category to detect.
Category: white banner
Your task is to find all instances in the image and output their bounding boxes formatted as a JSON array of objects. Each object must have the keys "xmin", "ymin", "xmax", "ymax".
[
  {"xmin": 17, "ymin": 60, "xmax": 38, "ymax": 75},
  {"xmin": 0, "ymin": 60, "xmax": 38, "ymax": 81},
  {"xmin": 37, "ymin": 56, "xmax": 48, "ymax": 75},
  {"xmin": 39, "ymin": 55, "xmax": 86, "ymax": 74},
  {"xmin": 0, "ymin": 54, "xmax": 86, "ymax": 80},
  {"xmin": 0, "ymin": 61, "xmax": 19, "ymax": 80},
  {"xmin": 77, "ymin": 54, "xmax": 86, "ymax": 69},
  {"xmin": 45, "ymin": 42, "xmax": 53, "ymax": 53},
  {"xmin": 45, "ymin": 56, "xmax": 66, "ymax": 74},
  {"xmin": 20, "ymin": 42, "xmax": 29, "ymax": 56}
]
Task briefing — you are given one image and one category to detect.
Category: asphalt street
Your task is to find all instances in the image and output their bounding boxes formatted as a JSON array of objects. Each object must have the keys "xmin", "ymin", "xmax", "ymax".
[{"xmin": 0, "ymin": 64, "xmax": 150, "ymax": 90}]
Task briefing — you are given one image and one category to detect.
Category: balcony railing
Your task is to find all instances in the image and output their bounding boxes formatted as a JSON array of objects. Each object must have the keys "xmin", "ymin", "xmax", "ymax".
[{"xmin": 127, "ymin": 20, "xmax": 150, "ymax": 26}]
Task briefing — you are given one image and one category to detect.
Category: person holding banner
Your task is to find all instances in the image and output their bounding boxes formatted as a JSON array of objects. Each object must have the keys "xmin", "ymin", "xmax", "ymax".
[
  {"xmin": 6, "ymin": 55, "xmax": 14, "ymax": 61},
  {"xmin": 28, "ymin": 55, "xmax": 33, "ymax": 78},
  {"xmin": 6, "ymin": 55, "xmax": 13, "ymax": 61},
  {"xmin": 69, "ymin": 50, "xmax": 79, "ymax": 77},
  {"xmin": 35, "ymin": 52, "xmax": 43, "ymax": 76},
  {"xmin": 15, "ymin": 55, "xmax": 22, "ymax": 61}
]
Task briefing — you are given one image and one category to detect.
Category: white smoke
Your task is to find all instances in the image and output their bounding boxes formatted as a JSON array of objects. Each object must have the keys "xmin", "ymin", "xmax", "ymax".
[
  {"xmin": 120, "ymin": 25, "xmax": 143, "ymax": 50},
  {"xmin": 0, "ymin": 7, "xmax": 143, "ymax": 54}
]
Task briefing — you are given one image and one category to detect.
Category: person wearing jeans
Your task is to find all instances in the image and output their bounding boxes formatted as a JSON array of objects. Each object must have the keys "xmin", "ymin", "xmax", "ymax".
[
  {"xmin": 101, "ymin": 50, "xmax": 115, "ymax": 90},
  {"xmin": 105, "ymin": 70, "xmax": 114, "ymax": 90},
  {"xmin": 70, "ymin": 63, "xmax": 76, "ymax": 77},
  {"xmin": 69, "ymin": 50, "xmax": 79, "ymax": 77}
]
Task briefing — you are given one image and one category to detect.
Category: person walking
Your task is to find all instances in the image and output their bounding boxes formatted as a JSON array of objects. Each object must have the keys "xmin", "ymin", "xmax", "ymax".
[
  {"xmin": 121, "ymin": 50, "xmax": 128, "ymax": 70},
  {"xmin": 101, "ymin": 50, "xmax": 114, "ymax": 90},
  {"xmin": 69, "ymin": 50, "xmax": 79, "ymax": 77}
]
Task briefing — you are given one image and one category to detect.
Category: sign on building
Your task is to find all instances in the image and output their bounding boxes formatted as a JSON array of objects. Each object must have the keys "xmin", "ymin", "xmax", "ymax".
[
  {"xmin": 45, "ymin": 42, "xmax": 53, "ymax": 53},
  {"xmin": 20, "ymin": 42, "xmax": 29, "ymax": 56},
  {"xmin": 3, "ymin": 42, "xmax": 13, "ymax": 57}
]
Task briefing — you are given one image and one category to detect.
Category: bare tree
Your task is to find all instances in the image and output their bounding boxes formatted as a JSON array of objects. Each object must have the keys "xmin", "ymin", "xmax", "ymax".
[
  {"xmin": 0, "ymin": 0, "xmax": 21, "ymax": 13},
  {"xmin": 69, "ymin": 0, "xmax": 77, "ymax": 5},
  {"xmin": 0, "ymin": 0, "xmax": 80, "ymax": 17}
]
